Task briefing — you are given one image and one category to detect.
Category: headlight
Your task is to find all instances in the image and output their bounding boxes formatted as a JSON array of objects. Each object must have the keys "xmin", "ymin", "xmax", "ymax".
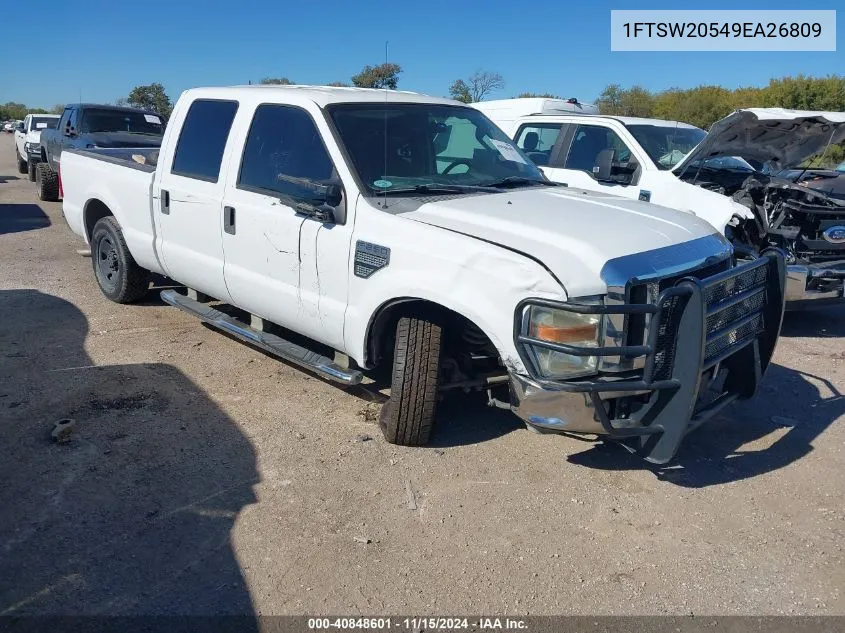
[
  {"xmin": 522, "ymin": 299, "xmax": 603, "ymax": 380},
  {"xmin": 27, "ymin": 143, "xmax": 40, "ymax": 153}
]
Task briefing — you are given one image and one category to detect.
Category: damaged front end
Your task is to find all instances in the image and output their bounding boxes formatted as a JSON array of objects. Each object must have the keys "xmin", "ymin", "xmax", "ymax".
[
  {"xmin": 674, "ymin": 108, "xmax": 845, "ymax": 307},
  {"xmin": 731, "ymin": 175, "xmax": 845, "ymax": 307}
]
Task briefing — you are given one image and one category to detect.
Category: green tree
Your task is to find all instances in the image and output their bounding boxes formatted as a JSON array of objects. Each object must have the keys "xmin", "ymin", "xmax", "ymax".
[
  {"xmin": 449, "ymin": 70, "xmax": 504, "ymax": 102},
  {"xmin": 127, "ymin": 83, "xmax": 173, "ymax": 118},
  {"xmin": 351, "ymin": 63, "xmax": 402, "ymax": 89},
  {"xmin": 449, "ymin": 79, "xmax": 472, "ymax": 103},
  {"xmin": 0, "ymin": 102, "xmax": 28, "ymax": 120},
  {"xmin": 515, "ymin": 92, "xmax": 561, "ymax": 99},
  {"xmin": 50, "ymin": 104, "xmax": 66, "ymax": 114},
  {"xmin": 260, "ymin": 77, "xmax": 294, "ymax": 85},
  {"xmin": 326, "ymin": 81, "xmax": 350, "ymax": 87}
]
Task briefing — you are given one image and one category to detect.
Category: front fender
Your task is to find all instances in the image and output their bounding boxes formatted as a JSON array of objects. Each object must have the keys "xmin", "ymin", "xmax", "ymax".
[{"xmin": 344, "ymin": 228, "xmax": 565, "ymax": 372}]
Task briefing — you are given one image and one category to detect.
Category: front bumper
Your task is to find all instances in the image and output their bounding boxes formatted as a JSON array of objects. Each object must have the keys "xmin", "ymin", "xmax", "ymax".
[
  {"xmin": 785, "ymin": 261, "xmax": 845, "ymax": 308},
  {"xmin": 510, "ymin": 250, "xmax": 787, "ymax": 464}
]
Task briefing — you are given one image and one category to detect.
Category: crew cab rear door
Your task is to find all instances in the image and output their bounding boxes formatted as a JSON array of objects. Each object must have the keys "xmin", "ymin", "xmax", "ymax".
[{"xmin": 154, "ymin": 98, "xmax": 239, "ymax": 301}]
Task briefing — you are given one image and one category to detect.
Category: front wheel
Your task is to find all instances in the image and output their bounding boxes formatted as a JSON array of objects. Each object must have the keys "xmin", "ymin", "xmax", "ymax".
[
  {"xmin": 27, "ymin": 160, "xmax": 37, "ymax": 182},
  {"xmin": 379, "ymin": 316, "xmax": 442, "ymax": 446},
  {"xmin": 16, "ymin": 151, "xmax": 27, "ymax": 174},
  {"xmin": 90, "ymin": 216, "xmax": 149, "ymax": 303}
]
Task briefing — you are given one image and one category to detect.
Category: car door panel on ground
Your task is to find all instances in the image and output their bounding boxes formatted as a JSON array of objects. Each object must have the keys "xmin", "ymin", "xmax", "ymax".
[
  {"xmin": 220, "ymin": 102, "xmax": 351, "ymax": 350},
  {"xmin": 155, "ymin": 98, "xmax": 239, "ymax": 302}
]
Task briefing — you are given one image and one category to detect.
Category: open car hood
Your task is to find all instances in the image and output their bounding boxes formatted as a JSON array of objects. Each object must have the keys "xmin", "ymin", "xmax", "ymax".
[{"xmin": 673, "ymin": 108, "xmax": 845, "ymax": 175}]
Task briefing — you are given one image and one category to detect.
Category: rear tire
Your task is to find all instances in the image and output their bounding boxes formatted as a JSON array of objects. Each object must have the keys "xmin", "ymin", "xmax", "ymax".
[
  {"xmin": 16, "ymin": 151, "xmax": 27, "ymax": 174},
  {"xmin": 379, "ymin": 316, "xmax": 442, "ymax": 446},
  {"xmin": 91, "ymin": 216, "xmax": 149, "ymax": 303},
  {"xmin": 35, "ymin": 162, "xmax": 59, "ymax": 201}
]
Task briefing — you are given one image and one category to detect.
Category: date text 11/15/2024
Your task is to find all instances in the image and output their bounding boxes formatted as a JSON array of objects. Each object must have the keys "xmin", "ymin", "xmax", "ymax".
[{"xmin": 307, "ymin": 617, "xmax": 528, "ymax": 630}]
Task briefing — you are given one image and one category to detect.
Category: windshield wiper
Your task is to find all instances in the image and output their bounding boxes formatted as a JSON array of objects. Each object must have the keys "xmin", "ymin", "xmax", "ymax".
[
  {"xmin": 483, "ymin": 176, "xmax": 558, "ymax": 188},
  {"xmin": 379, "ymin": 183, "xmax": 498, "ymax": 195}
]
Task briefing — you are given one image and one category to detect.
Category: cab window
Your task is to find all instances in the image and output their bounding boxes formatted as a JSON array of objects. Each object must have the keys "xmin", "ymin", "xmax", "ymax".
[
  {"xmin": 514, "ymin": 124, "xmax": 563, "ymax": 166},
  {"xmin": 564, "ymin": 124, "xmax": 632, "ymax": 173},
  {"xmin": 238, "ymin": 104, "xmax": 336, "ymax": 199}
]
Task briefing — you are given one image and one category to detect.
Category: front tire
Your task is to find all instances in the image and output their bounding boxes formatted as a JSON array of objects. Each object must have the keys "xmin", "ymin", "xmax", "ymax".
[
  {"xmin": 91, "ymin": 216, "xmax": 149, "ymax": 303},
  {"xmin": 28, "ymin": 160, "xmax": 37, "ymax": 182},
  {"xmin": 16, "ymin": 151, "xmax": 27, "ymax": 174},
  {"xmin": 35, "ymin": 162, "xmax": 59, "ymax": 201},
  {"xmin": 379, "ymin": 316, "xmax": 442, "ymax": 446}
]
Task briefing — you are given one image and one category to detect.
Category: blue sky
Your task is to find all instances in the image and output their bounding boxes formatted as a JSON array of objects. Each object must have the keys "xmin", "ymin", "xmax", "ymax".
[{"xmin": 2, "ymin": 0, "xmax": 842, "ymax": 109}]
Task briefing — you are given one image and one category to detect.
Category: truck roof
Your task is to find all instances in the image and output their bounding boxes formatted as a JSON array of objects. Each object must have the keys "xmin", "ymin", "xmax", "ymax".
[{"xmin": 181, "ymin": 85, "xmax": 460, "ymax": 108}]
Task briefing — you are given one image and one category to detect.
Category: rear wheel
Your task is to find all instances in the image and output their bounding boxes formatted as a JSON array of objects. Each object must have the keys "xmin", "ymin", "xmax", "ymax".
[
  {"xmin": 16, "ymin": 151, "xmax": 26, "ymax": 174},
  {"xmin": 35, "ymin": 162, "xmax": 59, "ymax": 201},
  {"xmin": 91, "ymin": 216, "xmax": 149, "ymax": 303},
  {"xmin": 379, "ymin": 316, "xmax": 442, "ymax": 446}
]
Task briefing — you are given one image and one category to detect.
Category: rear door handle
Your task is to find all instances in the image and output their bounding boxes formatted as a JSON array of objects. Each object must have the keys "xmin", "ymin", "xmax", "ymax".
[
  {"xmin": 161, "ymin": 190, "xmax": 170, "ymax": 215},
  {"xmin": 223, "ymin": 206, "xmax": 236, "ymax": 235}
]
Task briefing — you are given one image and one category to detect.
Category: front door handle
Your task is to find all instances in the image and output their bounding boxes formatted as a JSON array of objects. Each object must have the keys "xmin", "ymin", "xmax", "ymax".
[
  {"xmin": 223, "ymin": 206, "xmax": 236, "ymax": 235},
  {"xmin": 161, "ymin": 190, "xmax": 170, "ymax": 214}
]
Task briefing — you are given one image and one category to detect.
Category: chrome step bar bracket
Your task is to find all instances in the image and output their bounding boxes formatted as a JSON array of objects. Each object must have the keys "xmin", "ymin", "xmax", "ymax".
[{"xmin": 160, "ymin": 289, "xmax": 363, "ymax": 386}]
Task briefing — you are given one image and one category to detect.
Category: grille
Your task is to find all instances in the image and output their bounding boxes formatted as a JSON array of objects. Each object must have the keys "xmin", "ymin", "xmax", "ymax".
[
  {"xmin": 705, "ymin": 288, "xmax": 766, "ymax": 333},
  {"xmin": 651, "ymin": 295, "xmax": 684, "ymax": 381},
  {"xmin": 703, "ymin": 265, "xmax": 767, "ymax": 306},
  {"xmin": 702, "ymin": 261, "xmax": 770, "ymax": 366},
  {"xmin": 704, "ymin": 312, "xmax": 764, "ymax": 361},
  {"xmin": 632, "ymin": 257, "xmax": 771, "ymax": 381}
]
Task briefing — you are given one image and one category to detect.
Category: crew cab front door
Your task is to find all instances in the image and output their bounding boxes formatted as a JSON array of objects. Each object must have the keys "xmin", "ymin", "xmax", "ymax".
[
  {"xmin": 155, "ymin": 98, "xmax": 239, "ymax": 302},
  {"xmin": 220, "ymin": 103, "xmax": 351, "ymax": 350},
  {"xmin": 530, "ymin": 122, "xmax": 648, "ymax": 202}
]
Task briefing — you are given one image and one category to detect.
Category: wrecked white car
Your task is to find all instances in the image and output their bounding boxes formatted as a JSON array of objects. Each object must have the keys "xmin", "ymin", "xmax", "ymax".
[{"xmin": 674, "ymin": 109, "xmax": 845, "ymax": 307}]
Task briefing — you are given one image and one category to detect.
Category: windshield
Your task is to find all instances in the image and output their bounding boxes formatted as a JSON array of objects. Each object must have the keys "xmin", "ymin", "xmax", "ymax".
[
  {"xmin": 29, "ymin": 116, "xmax": 58, "ymax": 131},
  {"xmin": 79, "ymin": 109, "xmax": 164, "ymax": 135},
  {"xmin": 327, "ymin": 103, "xmax": 545, "ymax": 194},
  {"xmin": 625, "ymin": 123, "xmax": 706, "ymax": 170}
]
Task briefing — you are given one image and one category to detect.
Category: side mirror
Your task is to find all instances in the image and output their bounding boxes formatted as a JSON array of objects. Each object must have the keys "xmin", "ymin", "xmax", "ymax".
[
  {"xmin": 64, "ymin": 125, "xmax": 76, "ymax": 137},
  {"xmin": 317, "ymin": 183, "xmax": 343, "ymax": 208},
  {"xmin": 614, "ymin": 159, "xmax": 638, "ymax": 185},
  {"xmin": 593, "ymin": 148, "xmax": 615, "ymax": 181}
]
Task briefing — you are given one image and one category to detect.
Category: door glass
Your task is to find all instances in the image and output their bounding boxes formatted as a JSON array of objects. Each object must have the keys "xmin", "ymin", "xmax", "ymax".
[
  {"xmin": 238, "ymin": 105, "xmax": 335, "ymax": 200},
  {"xmin": 171, "ymin": 99, "xmax": 239, "ymax": 182},
  {"xmin": 514, "ymin": 124, "xmax": 562, "ymax": 166},
  {"xmin": 564, "ymin": 125, "xmax": 632, "ymax": 173}
]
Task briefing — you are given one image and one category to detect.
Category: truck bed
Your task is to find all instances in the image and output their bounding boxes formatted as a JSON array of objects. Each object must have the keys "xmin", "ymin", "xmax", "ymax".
[{"xmin": 60, "ymin": 147, "xmax": 164, "ymax": 276}]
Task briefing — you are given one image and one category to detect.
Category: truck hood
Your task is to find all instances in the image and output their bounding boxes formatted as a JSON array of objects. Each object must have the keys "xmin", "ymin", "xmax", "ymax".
[
  {"xmin": 85, "ymin": 131, "xmax": 163, "ymax": 149},
  {"xmin": 673, "ymin": 108, "xmax": 845, "ymax": 174},
  {"xmin": 404, "ymin": 187, "xmax": 723, "ymax": 297},
  {"xmin": 25, "ymin": 131, "xmax": 43, "ymax": 143}
]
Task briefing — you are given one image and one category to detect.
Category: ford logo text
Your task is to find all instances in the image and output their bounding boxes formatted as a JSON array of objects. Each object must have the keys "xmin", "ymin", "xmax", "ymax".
[{"xmin": 822, "ymin": 226, "xmax": 845, "ymax": 244}]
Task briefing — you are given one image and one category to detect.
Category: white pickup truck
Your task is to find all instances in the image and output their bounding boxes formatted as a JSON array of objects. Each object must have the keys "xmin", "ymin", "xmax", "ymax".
[
  {"xmin": 60, "ymin": 85, "xmax": 787, "ymax": 463},
  {"xmin": 474, "ymin": 100, "xmax": 845, "ymax": 307},
  {"xmin": 13, "ymin": 113, "xmax": 59, "ymax": 179}
]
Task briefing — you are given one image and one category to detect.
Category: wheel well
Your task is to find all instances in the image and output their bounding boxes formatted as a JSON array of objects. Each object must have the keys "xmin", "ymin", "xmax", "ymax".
[
  {"xmin": 84, "ymin": 199, "xmax": 113, "ymax": 242},
  {"xmin": 365, "ymin": 298, "xmax": 497, "ymax": 370}
]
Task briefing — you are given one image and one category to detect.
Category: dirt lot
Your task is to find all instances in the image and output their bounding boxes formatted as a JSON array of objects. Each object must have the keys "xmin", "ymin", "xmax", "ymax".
[{"xmin": 0, "ymin": 132, "xmax": 843, "ymax": 618}]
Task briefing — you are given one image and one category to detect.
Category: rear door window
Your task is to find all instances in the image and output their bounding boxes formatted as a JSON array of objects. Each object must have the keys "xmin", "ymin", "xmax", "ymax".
[{"xmin": 171, "ymin": 99, "xmax": 239, "ymax": 182}]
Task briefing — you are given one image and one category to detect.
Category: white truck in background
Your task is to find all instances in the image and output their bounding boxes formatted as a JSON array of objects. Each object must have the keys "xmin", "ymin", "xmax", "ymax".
[
  {"xmin": 13, "ymin": 114, "xmax": 59, "ymax": 180},
  {"xmin": 59, "ymin": 85, "xmax": 785, "ymax": 464},
  {"xmin": 474, "ymin": 100, "xmax": 845, "ymax": 307}
]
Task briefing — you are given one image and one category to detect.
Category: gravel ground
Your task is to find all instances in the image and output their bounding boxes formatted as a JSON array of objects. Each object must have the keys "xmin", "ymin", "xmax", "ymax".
[{"xmin": 0, "ymin": 133, "xmax": 843, "ymax": 617}]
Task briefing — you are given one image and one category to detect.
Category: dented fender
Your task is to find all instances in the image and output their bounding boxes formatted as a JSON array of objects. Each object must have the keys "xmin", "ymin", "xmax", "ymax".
[{"xmin": 343, "ymin": 213, "xmax": 566, "ymax": 371}]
